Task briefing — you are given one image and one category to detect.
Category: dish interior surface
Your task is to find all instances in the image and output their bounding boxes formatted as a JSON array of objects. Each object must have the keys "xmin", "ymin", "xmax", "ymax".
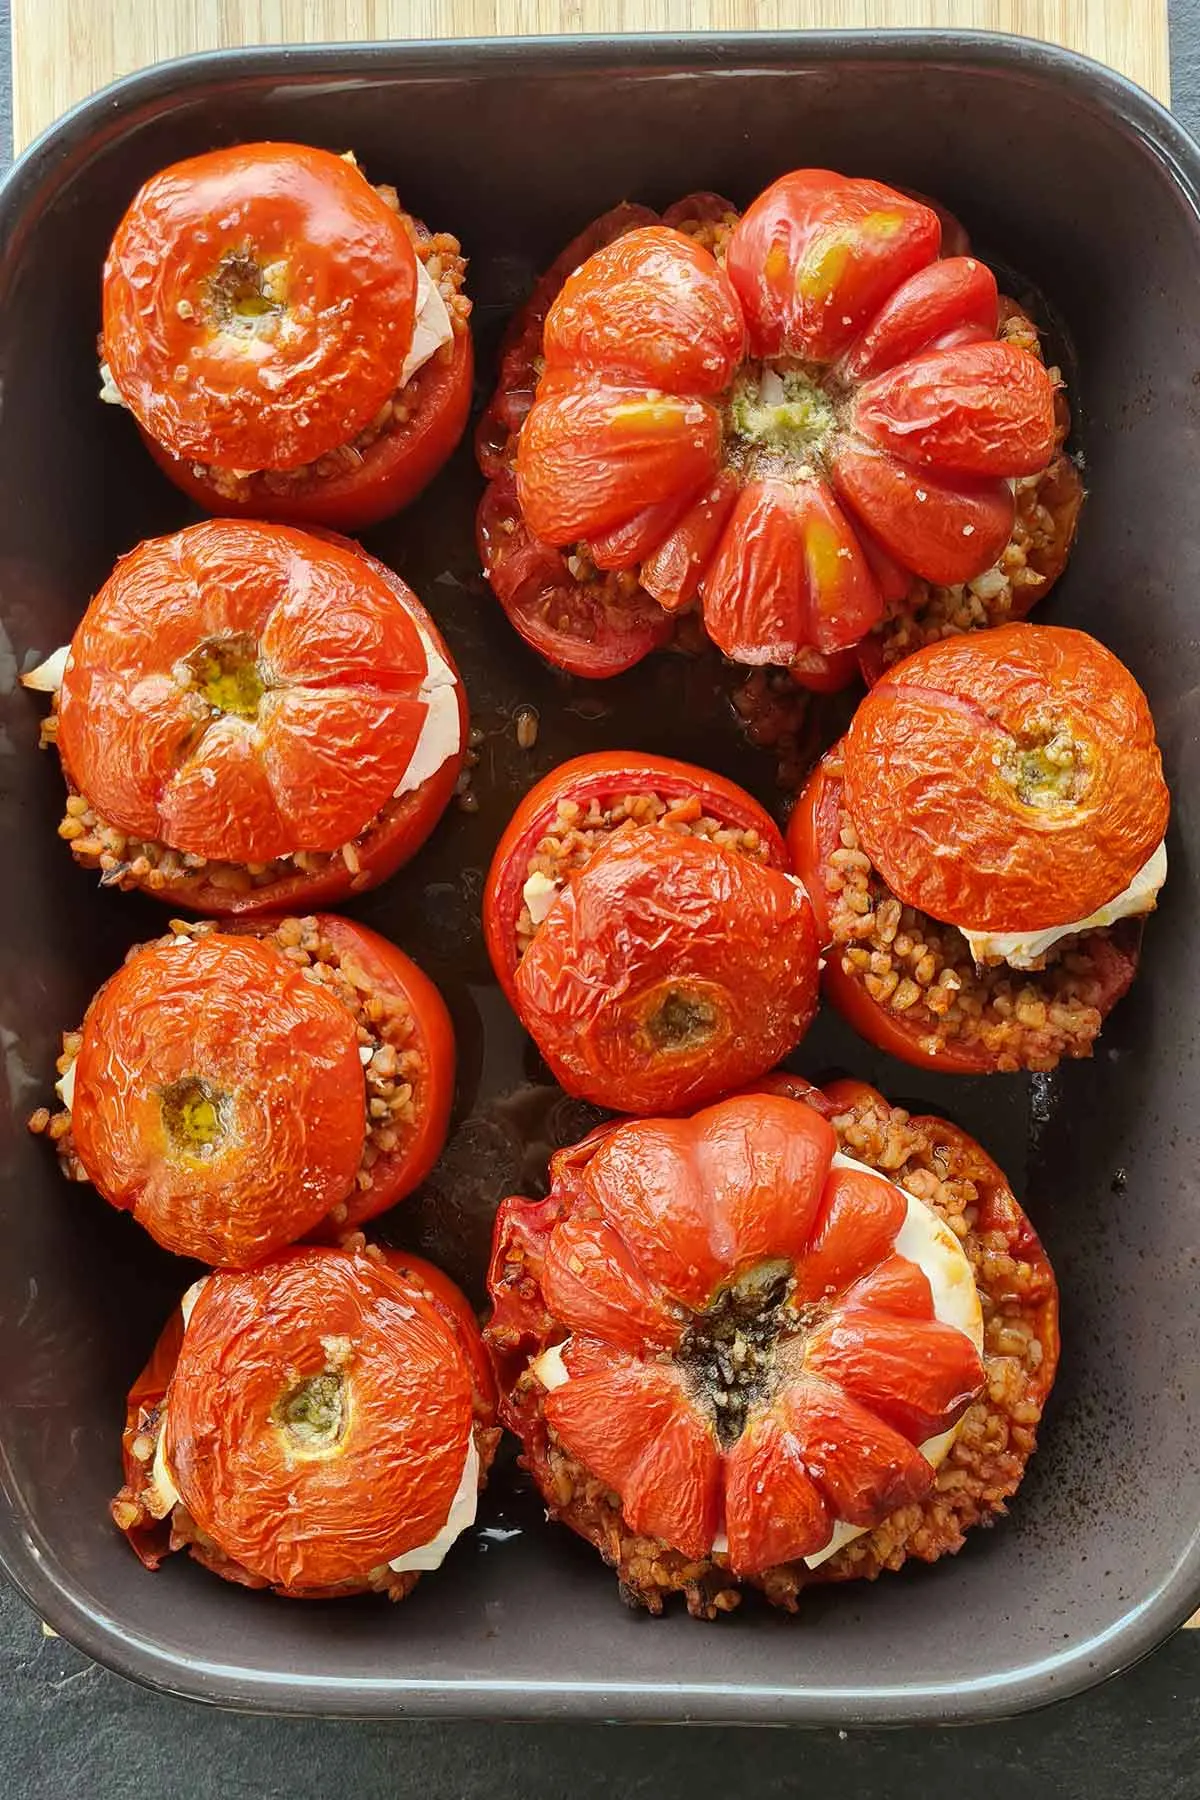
[{"xmin": 0, "ymin": 35, "xmax": 1198, "ymax": 1723}]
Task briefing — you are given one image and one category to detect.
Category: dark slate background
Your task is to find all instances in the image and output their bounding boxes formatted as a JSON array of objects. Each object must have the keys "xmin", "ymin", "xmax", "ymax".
[{"xmin": 1, "ymin": 3, "xmax": 1197, "ymax": 1793}]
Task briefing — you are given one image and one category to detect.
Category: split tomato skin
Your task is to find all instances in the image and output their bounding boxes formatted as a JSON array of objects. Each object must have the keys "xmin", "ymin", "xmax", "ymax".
[
  {"xmin": 70, "ymin": 931, "xmax": 368, "ymax": 1266},
  {"xmin": 55, "ymin": 523, "xmax": 466, "ymax": 915},
  {"xmin": 788, "ymin": 746, "xmax": 1143, "ymax": 1074},
  {"xmin": 842, "ymin": 624, "xmax": 1170, "ymax": 932},
  {"xmin": 486, "ymin": 172, "xmax": 1061, "ymax": 677},
  {"xmin": 483, "ymin": 751, "xmax": 815, "ymax": 1114},
  {"xmin": 484, "ymin": 1090, "xmax": 992, "ymax": 1590},
  {"xmin": 113, "ymin": 1245, "xmax": 495, "ymax": 1596}
]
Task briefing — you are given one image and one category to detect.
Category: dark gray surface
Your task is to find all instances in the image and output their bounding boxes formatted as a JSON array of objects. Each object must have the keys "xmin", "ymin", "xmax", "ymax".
[{"xmin": 2, "ymin": 5, "xmax": 1199, "ymax": 1793}]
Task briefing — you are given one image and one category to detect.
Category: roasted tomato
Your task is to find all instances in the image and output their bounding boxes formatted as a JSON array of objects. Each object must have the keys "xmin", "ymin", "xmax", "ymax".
[
  {"xmin": 111, "ymin": 1244, "xmax": 500, "ymax": 1597},
  {"xmin": 24, "ymin": 521, "xmax": 466, "ymax": 914},
  {"xmin": 101, "ymin": 143, "xmax": 472, "ymax": 530},
  {"xmin": 485, "ymin": 1083, "xmax": 1058, "ymax": 1617},
  {"xmin": 789, "ymin": 624, "xmax": 1168, "ymax": 1073},
  {"xmin": 31, "ymin": 915, "xmax": 455, "ymax": 1264},
  {"xmin": 478, "ymin": 174, "xmax": 1068, "ymax": 681},
  {"xmin": 483, "ymin": 752, "xmax": 819, "ymax": 1113}
]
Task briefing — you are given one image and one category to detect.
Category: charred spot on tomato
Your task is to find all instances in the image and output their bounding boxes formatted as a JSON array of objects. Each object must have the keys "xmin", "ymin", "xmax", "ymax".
[
  {"xmin": 182, "ymin": 633, "xmax": 266, "ymax": 718},
  {"xmin": 678, "ymin": 1260, "xmax": 792, "ymax": 1447},
  {"xmin": 643, "ymin": 988, "xmax": 720, "ymax": 1052},
  {"xmin": 274, "ymin": 1369, "xmax": 348, "ymax": 1454},
  {"xmin": 995, "ymin": 716, "xmax": 1091, "ymax": 811},
  {"xmin": 726, "ymin": 362, "xmax": 838, "ymax": 476},
  {"xmin": 159, "ymin": 1076, "xmax": 231, "ymax": 1157},
  {"xmin": 205, "ymin": 248, "xmax": 288, "ymax": 338}
]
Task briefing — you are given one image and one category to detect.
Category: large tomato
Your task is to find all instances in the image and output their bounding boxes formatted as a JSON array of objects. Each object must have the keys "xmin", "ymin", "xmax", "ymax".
[
  {"xmin": 102, "ymin": 144, "xmax": 472, "ymax": 530},
  {"xmin": 48, "ymin": 521, "xmax": 466, "ymax": 914},
  {"xmin": 61, "ymin": 915, "xmax": 455, "ymax": 1264},
  {"xmin": 111, "ymin": 1245, "xmax": 496, "ymax": 1595},
  {"xmin": 480, "ymin": 172, "xmax": 1060, "ymax": 680},
  {"xmin": 484, "ymin": 1088, "xmax": 1051, "ymax": 1610},
  {"xmin": 483, "ymin": 752, "xmax": 818, "ymax": 1113}
]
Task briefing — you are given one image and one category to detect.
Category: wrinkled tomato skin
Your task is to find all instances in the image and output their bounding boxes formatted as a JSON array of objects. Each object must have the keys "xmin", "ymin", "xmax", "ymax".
[
  {"xmin": 141, "ymin": 328, "xmax": 474, "ymax": 531},
  {"xmin": 484, "ymin": 751, "xmax": 788, "ymax": 1006},
  {"xmin": 231, "ymin": 914, "xmax": 455, "ymax": 1231},
  {"xmin": 843, "ymin": 624, "xmax": 1169, "ymax": 933},
  {"xmin": 59, "ymin": 528, "xmax": 466, "ymax": 916},
  {"xmin": 788, "ymin": 749, "xmax": 1142, "ymax": 1074},
  {"xmin": 70, "ymin": 932, "xmax": 367, "ymax": 1267},
  {"xmin": 113, "ymin": 1247, "xmax": 493, "ymax": 1596}
]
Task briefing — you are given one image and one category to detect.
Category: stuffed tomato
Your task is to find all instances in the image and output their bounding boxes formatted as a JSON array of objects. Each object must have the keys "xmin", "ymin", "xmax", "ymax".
[
  {"xmin": 483, "ymin": 752, "xmax": 819, "ymax": 1113},
  {"xmin": 29, "ymin": 915, "xmax": 454, "ymax": 1265},
  {"xmin": 24, "ymin": 520, "xmax": 466, "ymax": 913},
  {"xmin": 111, "ymin": 1245, "xmax": 499, "ymax": 1599},
  {"xmin": 476, "ymin": 177, "xmax": 1079, "ymax": 684},
  {"xmin": 100, "ymin": 143, "xmax": 472, "ymax": 530},
  {"xmin": 789, "ymin": 623, "xmax": 1169, "ymax": 1072},
  {"xmin": 485, "ymin": 1079, "xmax": 1058, "ymax": 1617}
]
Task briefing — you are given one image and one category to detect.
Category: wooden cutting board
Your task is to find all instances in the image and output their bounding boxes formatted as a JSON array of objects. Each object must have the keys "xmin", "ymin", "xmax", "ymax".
[
  {"xmin": 11, "ymin": 1, "xmax": 1169, "ymax": 152},
  {"xmin": 10, "ymin": 0, "xmax": 1193, "ymax": 1633}
]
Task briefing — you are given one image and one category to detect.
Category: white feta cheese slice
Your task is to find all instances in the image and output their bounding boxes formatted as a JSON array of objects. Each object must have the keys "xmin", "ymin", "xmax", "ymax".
[
  {"xmin": 959, "ymin": 839, "xmax": 1167, "ymax": 971},
  {"xmin": 399, "ymin": 257, "xmax": 454, "ymax": 388},
  {"xmin": 98, "ymin": 361, "xmax": 125, "ymax": 406},
  {"xmin": 522, "ymin": 870, "xmax": 561, "ymax": 927},
  {"xmin": 20, "ymin": 645, "xmax": 71, "ymax": 692},
  {"xmin": 388, "ymin": 1433, "xmax": 480, "ymax": 1572},
  {"xmin": 54, "ymin": 1059, "xmax": 77, "ymax": 1112},
  {"xmin": 531, "ymin": 1341, "xmax": 571, "ymax": 1392},
  {"xmin": 392, "ymin": 620, "xmax": 462, "ymax": 798}
]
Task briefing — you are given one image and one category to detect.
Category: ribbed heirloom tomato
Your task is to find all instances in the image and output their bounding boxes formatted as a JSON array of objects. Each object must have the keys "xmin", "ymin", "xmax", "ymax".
[
  {"xmin": 789, "ymin": 623, "xmax": 1169, "ymax": 1072},
  {"xmin": 34, "ymin": 915, "xmax": 455, "ymax": 1264},
  {"xmin": 477, "ymin": 175, "xmax": 1076, "ymax": 684},
  {"xmin": 485, "ymin": 1081, "xmax": 1059, "ymax": 1616},
  {"xmin": 24, "ymin": 520, "xmax": 466, "ymax": 914},
  {"xmin": 111, "ymin": 1246, "xmax": 499, "ymax": 1598},
  {"xmin": 101, "ymin": 143, "xmax": 473, "ymax": 530},
  {"xmin": 483, "ymin": 752, "xmax": 819, "ymax": 1113}
]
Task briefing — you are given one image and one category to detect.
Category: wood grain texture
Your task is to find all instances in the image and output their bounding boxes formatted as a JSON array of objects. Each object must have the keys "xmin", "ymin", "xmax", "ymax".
[
  {"xmin": 12, "ymin": 1, "xmax": 1169, "ymax": 151},
  {"xmin": 11, "ymin": 0, "xmax": 1193, "ymax": 1633}
]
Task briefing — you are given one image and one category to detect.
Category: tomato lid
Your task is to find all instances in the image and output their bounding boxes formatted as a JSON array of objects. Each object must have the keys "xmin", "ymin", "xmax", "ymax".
[{"xmin": 102, "ymin": 143, "xmax": 418, "ymax": 470}]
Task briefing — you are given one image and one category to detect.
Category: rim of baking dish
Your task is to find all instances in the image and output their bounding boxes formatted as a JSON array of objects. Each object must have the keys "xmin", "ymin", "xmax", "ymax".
[{"xmin": 1, "ymin": 28, "xmax": 1198, "ymax": 1725}]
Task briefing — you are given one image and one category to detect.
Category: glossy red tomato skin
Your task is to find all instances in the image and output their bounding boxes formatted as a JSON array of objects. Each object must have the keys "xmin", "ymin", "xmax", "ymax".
[
  {"xmin": 475, "ymin": 470, "xmax": 673, "ymax": 679},
  {"xmin": 787, "ymin": 749, "xmax": 1142, "ymax": 1074},
  {"xmin": 142, "ymin": 328, "xmax": 474, "ymax": 532},
  {"xmin": 483, "ymin": 751, "xmax": 789, "ymax": 1007},
  {"xmin": 380, "ymin": 1251, "xmax": 498, "ymax": 1416},
  {"xmin": 63, "ymin": 530, "xmax": 466, "ymax": 916},
  {"xmin": 102, "ymin": 144, "xmax": 419, "ymax": 471},
  {"xmin": 231, "ymin": 915, "xmax": 455, "ymax": 1230}
]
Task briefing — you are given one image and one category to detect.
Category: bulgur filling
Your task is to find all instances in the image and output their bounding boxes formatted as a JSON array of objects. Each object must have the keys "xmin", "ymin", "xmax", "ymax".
[
  {"xmin": 100, "ymin": 184, "xmax": 471, "ymax": 501},
  {"xmin": 28, "ymin": 915, "xmax": 426, "ymax": 1217},
  {"xmin": 41, "ymin": 712, "xmax": 425, "ymax": 899},
  {"xmin": 823, "ymin": 772, "xmax": 1120, "ymax": 1070},
  {"xmin": 513, "ymin": 1087, "xmax": 1053, "ymax": 1619},
  {"xmin": 871, "ymin": 305, "xmax": 1083, "ymax": 671},
  {"xmin": 514, "ymin": 789, "xmax": 772, "ymax": 957}
]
